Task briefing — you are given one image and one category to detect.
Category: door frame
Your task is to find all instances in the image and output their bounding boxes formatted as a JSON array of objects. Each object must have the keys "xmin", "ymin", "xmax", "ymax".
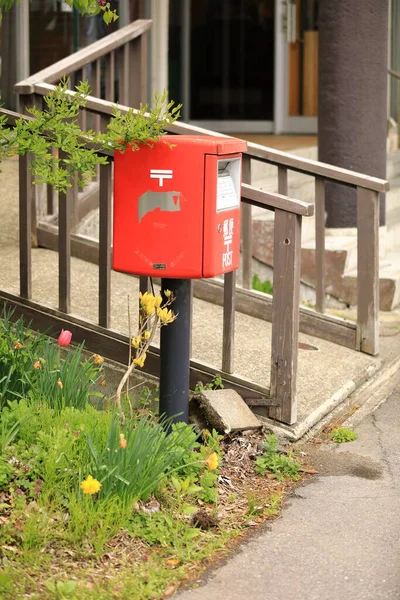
[{"xmin": 273, "ymin": 0, "xmax": 318, "ymax": 134}]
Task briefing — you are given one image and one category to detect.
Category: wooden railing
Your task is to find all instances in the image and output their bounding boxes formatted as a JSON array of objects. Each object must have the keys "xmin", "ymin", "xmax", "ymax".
[{"xmin": 3, "ymin": 19, "xmax": 388, "ymax": 426}]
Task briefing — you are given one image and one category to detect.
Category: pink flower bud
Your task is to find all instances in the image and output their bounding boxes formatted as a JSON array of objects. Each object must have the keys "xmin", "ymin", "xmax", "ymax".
[{"xmin": 58, "ymin": 329, "xmax": 72, "ymax": 347}]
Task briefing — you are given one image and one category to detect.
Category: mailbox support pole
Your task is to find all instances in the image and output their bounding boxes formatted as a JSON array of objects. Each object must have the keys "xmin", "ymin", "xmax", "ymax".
[{"xmin": 159, "ymin": 278, "xmax": 191, "ymax": 428}]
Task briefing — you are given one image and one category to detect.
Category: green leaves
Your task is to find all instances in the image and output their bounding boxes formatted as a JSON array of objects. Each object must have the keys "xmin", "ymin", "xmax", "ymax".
[
  {"xmin": 86, "ymin": 415, "xmax": 199, "ymax": 503},
  {"xmin": 11, "ymin": 79, "xmax": 108, "ymax": 192},
  {"xmin": 255, "ymin": 434, "xmax": 301, "ymax": 481},
  {"xmin": 0, "ymin": 80, "xmax": 181, "ymax": 194},
  {"xmin": 106, "ymin": 90, "xmax": 182, "ymax": 153},
  {"xmin": 329, "ymin": 427, "xmax": 358, "ymax": 443}
]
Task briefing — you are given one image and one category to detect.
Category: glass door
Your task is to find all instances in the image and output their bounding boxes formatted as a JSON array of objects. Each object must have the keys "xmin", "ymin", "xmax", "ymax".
[
  {"xmin": 274, "ymin": 0, "xmax": 318, "ymax": 133},
  {"xmin": 173, "ymin": 0, "xmax": 275, "ymax": 133}
]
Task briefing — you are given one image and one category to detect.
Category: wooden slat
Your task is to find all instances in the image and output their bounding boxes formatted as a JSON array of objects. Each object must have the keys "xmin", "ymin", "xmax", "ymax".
[
  {"xmin": 15, "ymin": 20, "xmax": 152, "ymax": 93},
  {"xmin": 222, "ymin": 271, "xmax": 236, "ymax": 374},
  {"xmin": 118, "ymin": 45, "xmax": 129, "ymax": 105},
  {"xmin": 58, "ymin": 151, "xmax": 72, "ymax": 313},
  {"xmin": 357, "ymin": 187, "xmax": 380, "ymax": 355},
  {"xmin": 128, "ymin": 33, "xmax": 148, "ymax": 106},
  {"xmin": 19, "ymin": 153, "xmax": 32, "ymax": 299},
  {"xmin": 98, "ymin": 162, "xmax": 112, "ymax": 328},
  {"xmin": 91, "ymin": 59, "xmax": 102, "ymax": 131},
  {"xmin": 46, "ymin": 184, "xmax": 54, "ymax": 215},
  {"xmin": 71, "ymin": 174, "xmax": 79, "ymax": 233},
  {"xmin": 105, "ymin": 52, "xmax": 115, "ymax": 103},
  {"xmin": 278, "ymin": 166, "xmax": 288, "ymax": 195},
  {"xmin": 0, "ymin": 291, "xmax": 269, "ymax": 403},
  {"xmin": 242, "ymin": 182, "xmax": 313, "ymax": 217},
  {"xmin": 269, "ymin": 210, "xmax": 302, "ymax": 424},
  {"xmin": 315, "ymin": 177, "xmax": 326, "ymax": 313},
  {"xmin": 241, "ymin": 155, "xmax": 252, "ymax": 290}
]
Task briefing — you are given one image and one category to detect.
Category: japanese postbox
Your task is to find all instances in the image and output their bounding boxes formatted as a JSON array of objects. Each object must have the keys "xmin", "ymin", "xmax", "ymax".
[{"xmin": 113, "ymin": 135, "xmax": 247, "ymax": 279}]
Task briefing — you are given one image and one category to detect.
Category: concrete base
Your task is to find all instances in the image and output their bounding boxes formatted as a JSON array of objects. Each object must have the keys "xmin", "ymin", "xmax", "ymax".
[{"xmin": 196, "ymin": 389, "xmax": 262, "ymax": 434}]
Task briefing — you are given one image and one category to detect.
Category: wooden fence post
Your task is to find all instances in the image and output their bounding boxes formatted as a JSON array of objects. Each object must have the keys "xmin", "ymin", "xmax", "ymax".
[
  {"xmin": 269, "ymin": 209, "xmax": 301, "ymax": 424},
  {"xmin": 357, "ymin": 187, "xmax": 379, "ymax": 355}
]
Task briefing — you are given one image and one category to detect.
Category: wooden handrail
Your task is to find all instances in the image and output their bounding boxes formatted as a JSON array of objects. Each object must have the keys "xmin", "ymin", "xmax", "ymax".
[
  {"xmin": 28, "ymin": 83, "xmax": 389, "ymax": 194},
  {"xmin": 15, "ymin": 19, "xmax": 152, "ymax": 94},
  {"xmin": 242, "ymin": 183, "xmax": 314, "ymax": 216}
]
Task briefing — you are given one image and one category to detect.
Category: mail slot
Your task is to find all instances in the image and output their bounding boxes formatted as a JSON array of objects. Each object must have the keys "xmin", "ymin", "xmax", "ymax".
[{"xmin": 113, "ymin": 135, "xmax": 247, "ymax": 278}]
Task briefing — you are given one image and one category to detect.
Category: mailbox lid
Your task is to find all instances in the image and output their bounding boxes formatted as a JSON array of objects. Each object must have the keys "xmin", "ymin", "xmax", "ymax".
[
  {"xmin": 113, "ymin": 138, "xmax": 205, "ymax": 278},
  {"xmin": 202, "ymin": 154, "xmax": 242, "ymax": 278},
  {"xmin": 160, "ymin": 135, "xmax": 248, "ymax": 156}
]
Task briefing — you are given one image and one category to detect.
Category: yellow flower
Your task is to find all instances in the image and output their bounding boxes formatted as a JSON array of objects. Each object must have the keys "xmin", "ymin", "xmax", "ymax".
[
  {"xmin": 157, "ymin": 307, "xmax": 175, "ymax": 325},
  {"xmin": 131, "ymin": 335, "xmax": 142, "ymax": 349},
  {"xmin": 80, "ymin": 475, "xmax": 101, "ymax": 495},
  {"xmin": 133, "ymin": 353, "xmax": 146, "ymax": 368},
  {"xmin": 119, "ymin": 433, "xmax": 127, "ymax": 449},
  {"xmin": 14, "ymin": 340, "xmax": 23, "ymax": 349},
  {"xmin": 164, "ymin": 289, "xmax": 172, "ymax": 299},
  {"xmin": 154, "ymin": 295, "xmax": 162, "ymax": 308},
  {"xmin": 92, "ymin": 354, "xmax": 104, "ymax": 365},
  {"xmin": 205, "ymin": 452, "xmax": 219, "ymax": 471},
  {"xmin": 33, "ymin": 360, "xmax": 42, "ymax": 370},
  {"xmin": 143, "ymin": 330, "xmax": 151, "ymax": 340},
  {"xmin": 139, "ymin": 292, "xmax": 158, "ymax": 315},
  {"xmin": 57, "ymin": 378, "xmax": 63, "ymax": 389}
]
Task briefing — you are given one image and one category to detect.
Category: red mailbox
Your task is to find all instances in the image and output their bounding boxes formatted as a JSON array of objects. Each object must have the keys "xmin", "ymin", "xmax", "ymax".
[{"xmin": 113, "ymin": 135, "xmax": 247, "ymax": 279}]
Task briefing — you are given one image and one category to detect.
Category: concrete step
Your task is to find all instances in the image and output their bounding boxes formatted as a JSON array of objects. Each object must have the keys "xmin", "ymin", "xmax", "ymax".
[{"xmin": 330, "ymin": 252, "xmax": 400, "ymax": 311}]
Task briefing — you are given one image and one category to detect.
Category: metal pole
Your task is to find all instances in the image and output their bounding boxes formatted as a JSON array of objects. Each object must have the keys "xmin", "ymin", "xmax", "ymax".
[{"xmin": 159, "ymin": 278, "xmax": 191, "ymax": 428}]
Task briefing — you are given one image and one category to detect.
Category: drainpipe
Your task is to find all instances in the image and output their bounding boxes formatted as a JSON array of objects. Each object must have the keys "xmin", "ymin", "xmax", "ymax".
[{"xmin": 318, "ymin": 0, "xmax": 388, "ymax": 228}]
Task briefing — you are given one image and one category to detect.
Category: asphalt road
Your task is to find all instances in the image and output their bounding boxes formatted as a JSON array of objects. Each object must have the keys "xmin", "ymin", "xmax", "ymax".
[{"xmin": 178, "ymin": 380, "xmax": 400, "ymax": 600}]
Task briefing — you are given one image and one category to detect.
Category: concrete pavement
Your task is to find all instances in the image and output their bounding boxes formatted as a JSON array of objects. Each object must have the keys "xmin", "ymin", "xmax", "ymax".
[{"xmin": 178, "ymin": 373, "xmax": 400, "ymax": 600}]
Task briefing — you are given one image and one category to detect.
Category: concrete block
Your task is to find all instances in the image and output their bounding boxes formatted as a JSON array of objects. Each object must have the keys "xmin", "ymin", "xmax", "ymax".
[{"xmin": 197, "ymin": 389, "xmax": 262, "ymax": 434}]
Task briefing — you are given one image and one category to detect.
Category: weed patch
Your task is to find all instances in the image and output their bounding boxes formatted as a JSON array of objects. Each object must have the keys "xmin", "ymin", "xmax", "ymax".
[{"xmin": 329, "ymin": 427, "xmax": 358, "ymax": 443}]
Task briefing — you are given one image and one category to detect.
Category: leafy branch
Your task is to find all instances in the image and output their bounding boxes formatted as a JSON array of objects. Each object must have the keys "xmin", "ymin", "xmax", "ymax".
[{"xmin": 0, "ymin": 79, "xmax": 182, "ymax": 193}]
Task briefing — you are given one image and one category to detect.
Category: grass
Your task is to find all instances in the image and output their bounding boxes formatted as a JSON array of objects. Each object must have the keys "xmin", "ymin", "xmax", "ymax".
[
  {"xmin": 0, "ymin": 310, "xmax": 310, "ymax": 599},
  {"xmin": 329, "ymin": 427, "xmax": 358, "ymax": 443}
]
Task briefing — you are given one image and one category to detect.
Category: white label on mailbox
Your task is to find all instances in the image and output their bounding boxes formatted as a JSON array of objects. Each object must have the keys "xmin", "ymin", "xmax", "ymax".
[
  {"xmin": 217, "ymin": 174, "xmax": 239, "ymax": 211},
  {"xmin": 216, "ymin": 158, "xmax": 241, "ymax": 212}
]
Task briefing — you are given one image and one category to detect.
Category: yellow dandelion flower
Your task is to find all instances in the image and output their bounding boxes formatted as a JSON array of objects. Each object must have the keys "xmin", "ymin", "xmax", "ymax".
[
  {"xmin": 205, "ymin": 452, "xmax": 219, "ymax": 471},
  {"xmin": 92, "ymin": 354, "xmax": 104, "ymax": 365},
  {"xmin": 119, "ymin": 433, "xmax": 127, "ymax": 449},
  {"xmin": 133, "ymin": 353, "xmax": 146, "ymax": 368},
  {"xmin": 57, "ymin": 378, "xmax": 63, "ymax": 389},
  {"xmin": 157, "ymin": 307, "xmax": 175, "ymax": 325},
  {"xmin": 80, "ymin": 475, "xmax": 101, "ymax": 495}
]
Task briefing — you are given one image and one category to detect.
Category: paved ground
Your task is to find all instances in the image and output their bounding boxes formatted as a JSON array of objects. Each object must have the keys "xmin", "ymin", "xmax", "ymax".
[{"xmin": 178, "ymin": 373, "xmax": 400, "ymax": 600}]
